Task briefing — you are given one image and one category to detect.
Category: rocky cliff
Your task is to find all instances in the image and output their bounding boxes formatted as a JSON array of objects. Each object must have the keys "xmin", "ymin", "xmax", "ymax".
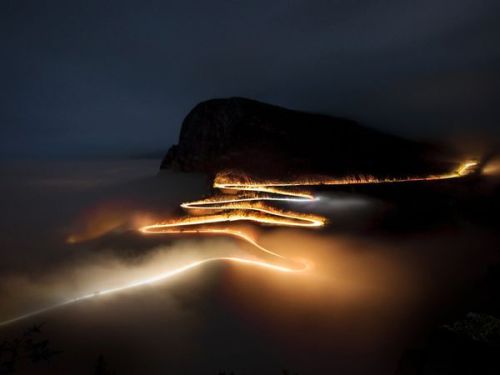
[{"xmin": 161, "ymin": 97, "xmax": 452, "ymax": 178}]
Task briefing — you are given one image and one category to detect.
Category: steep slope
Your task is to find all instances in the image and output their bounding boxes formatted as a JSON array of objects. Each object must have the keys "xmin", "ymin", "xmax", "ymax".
[{"xmin": 161, "ymin": 97, "xmax": 454, "ymax": 178}]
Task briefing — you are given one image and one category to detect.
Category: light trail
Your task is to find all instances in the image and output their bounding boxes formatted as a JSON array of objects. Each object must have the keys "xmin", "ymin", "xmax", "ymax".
[
  {"xmin": 0, "ymin": 256, "xmax": 303, "ymax": 327},
  {"xmin": 0, "ymin": 160, "xmax": 478, "ymax": 327},
  {"xmin": 213, "ymin": 160, "xmax": 479, "ymax": 190}
]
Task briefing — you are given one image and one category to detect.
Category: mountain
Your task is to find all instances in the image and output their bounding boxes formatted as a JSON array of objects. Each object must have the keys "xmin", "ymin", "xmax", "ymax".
[{"xmin": 161, "ymin": 97, "xmax": 455, "ymax": 178}]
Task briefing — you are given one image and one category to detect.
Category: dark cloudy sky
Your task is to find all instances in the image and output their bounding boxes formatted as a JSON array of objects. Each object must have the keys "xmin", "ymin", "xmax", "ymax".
[{"xmin": 1, "ymin": 0, "xmax": 499, "ymax": 158}]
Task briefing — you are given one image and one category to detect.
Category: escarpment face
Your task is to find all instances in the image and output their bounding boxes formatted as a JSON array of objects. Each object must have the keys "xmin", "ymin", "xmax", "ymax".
[{"xmin": 161, "ymin": 97, "xmax": 456, "ymax": 179}]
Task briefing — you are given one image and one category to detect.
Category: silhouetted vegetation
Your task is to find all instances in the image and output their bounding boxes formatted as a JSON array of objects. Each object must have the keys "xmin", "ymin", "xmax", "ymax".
[
  {"xmin": 0, "ymin": 323, "xmax": 62, "ymax": 374},
  {"xmin": 397, "ymin": 313, "xmax": 500, "ymax": 375},
  {"xmin": 94, "ymin": 354, "xmax": 116, "ymax": 375}
]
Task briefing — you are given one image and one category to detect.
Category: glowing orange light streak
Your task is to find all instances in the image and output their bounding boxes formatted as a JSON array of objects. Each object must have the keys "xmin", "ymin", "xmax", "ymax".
[
  {"xmin": 213, "ymin": 160, "xmax": 478, "ymax": 189},
  {"xmin": 138, "ymin": 160, "xmax": 479, "ymax": 276},
  {"xmin": 0, "ymin": 160, "xmax": 477, "ymax": 326}
]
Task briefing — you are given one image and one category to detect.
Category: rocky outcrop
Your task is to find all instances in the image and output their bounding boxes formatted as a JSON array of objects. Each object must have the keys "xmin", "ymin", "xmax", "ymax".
[{"xmin": 161, "ymin": 97, "xmax": 452, "ymax": 178}]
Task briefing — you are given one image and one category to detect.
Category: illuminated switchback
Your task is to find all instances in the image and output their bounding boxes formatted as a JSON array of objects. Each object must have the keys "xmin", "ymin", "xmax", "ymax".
[{"xmin": 0, "ymin": 160, "xmax": 477, "ymax": 326}]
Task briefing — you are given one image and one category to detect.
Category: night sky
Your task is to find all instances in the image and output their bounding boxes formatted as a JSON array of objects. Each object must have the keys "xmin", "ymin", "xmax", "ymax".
[{"xmin": 1, "ymin": 0, "xmax": 499, "ymax": 158}]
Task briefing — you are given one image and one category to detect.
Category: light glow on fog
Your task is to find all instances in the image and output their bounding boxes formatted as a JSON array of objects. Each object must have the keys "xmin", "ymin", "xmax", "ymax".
[{"xmin": 0, "ymin": 160, "xmax": 478, "ymax": 326}]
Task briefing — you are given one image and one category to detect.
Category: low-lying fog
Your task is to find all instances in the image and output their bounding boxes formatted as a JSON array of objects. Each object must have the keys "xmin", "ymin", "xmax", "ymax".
[{"xmin": 0, "ymin": 159, "xmax": 499, "ymax": 374}]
